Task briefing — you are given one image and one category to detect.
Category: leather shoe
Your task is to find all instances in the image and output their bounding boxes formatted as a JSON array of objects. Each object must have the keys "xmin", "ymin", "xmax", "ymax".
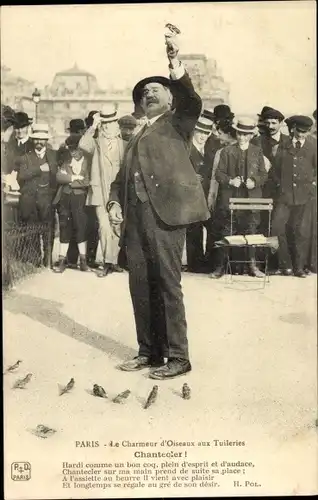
[
  {"xmin": 210, "ymin": 267, "xmax": 224, "ymax": 279},
  {"xmin": 249, "ymin": 265, "xmax": 264, "ymax": 278},
  {"xmin": 294, "ymin": 269, "xmax": 307, "ymax": 278},
  {"xmin": 119, "ymin": 356, "xmax": 151, "ymax": 371},
  {"xmin": 97, "ymin": 263, "xmax": 112, "ymax": 278},
  {"xmin": 281, "ymin": 268, "xmax": 293, "ymax": 276},
  {"xmin": 149, "ymin": 358, "xmax": 191, "ymax": 380}
]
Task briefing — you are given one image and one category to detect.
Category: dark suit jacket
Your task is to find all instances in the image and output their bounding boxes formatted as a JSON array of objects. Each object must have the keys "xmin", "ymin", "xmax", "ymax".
[
  {"xmin": 53, "ymin": 155, "xmax": 90, "ymax": 205},
  {"xmin": 109, "ymin": 71, "xmax": 209, "ymax": 238},
  {"xmin": 190, "ymin": 144, "xmax": 211, "ymax": 199},
  {"xmin": 215, "ymin": 143, "xmax": 268, "ymax": 209},
  {"xmin": 5, "ymin": 137, "xmax": 34, "ymax": 174},
  {"xmin": 17, "ymin": 148, "xmax": 58, "ymax": 196},
  {"xmin": 271, "ymin": 137, "xmax": 317, "ymax": 205},
  {"xmin": 252, "ymin": 132, "xmax": 290, "ymax": 163}
]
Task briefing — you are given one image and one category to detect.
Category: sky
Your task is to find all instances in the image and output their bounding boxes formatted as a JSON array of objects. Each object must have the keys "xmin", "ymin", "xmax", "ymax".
[{"xmin": 1, "ymin": 2, "xmax": 316, "ymax": 116}]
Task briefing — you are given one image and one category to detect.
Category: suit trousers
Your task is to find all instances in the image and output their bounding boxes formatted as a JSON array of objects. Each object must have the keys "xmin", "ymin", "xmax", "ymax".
[
  {"xmin": 18, "ymin": 189, "xmax": 54, "ymax": 266},
  {"xmin": 58, "ymin": 192, "xmax": 87, "ymax": 244},
  {"xmin": 96, "ymin": 205, "xmax": 120, "ymax": 265},
  {"xmin": 272, "ymin": 202, "xmax": 309, "ymax": 270},
  {"xmin": 186, "ymin": 221, "xmax": 205, "ymax": 271},
  {"xmin": 125, "ymin": 199, "xmax": 189, "ymax": 361},
  {"xmin": 67, "ymin": 206, "xmax": 99, "ymax": 264}
]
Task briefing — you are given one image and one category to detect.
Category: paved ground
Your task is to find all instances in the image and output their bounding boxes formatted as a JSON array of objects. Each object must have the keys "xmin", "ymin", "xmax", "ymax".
[{"xmin": 3, "ymin": 268, "xmax": 317, "ymax": 499}]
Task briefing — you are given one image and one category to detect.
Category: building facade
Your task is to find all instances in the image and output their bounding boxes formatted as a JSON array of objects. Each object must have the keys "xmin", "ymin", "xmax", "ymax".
[
  {"xmin": 179, "ymin": 54, "xmax": 230, "ymax": 109},
  {"xmin": 2, "ymin": 57, "xmax": 230, "ymax": 148}
]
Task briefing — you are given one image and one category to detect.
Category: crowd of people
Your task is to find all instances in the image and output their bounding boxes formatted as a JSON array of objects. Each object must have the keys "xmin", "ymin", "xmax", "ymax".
[
  {"xmin": 1, "ymin": 34, "xmax": 316, "ymax": 379},
  {"xmin": 2, "ymin": 100, "xmax": 316, "ymax": 279}
]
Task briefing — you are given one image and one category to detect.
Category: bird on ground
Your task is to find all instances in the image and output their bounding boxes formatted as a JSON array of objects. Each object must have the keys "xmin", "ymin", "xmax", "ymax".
[
  {"xmin": 59, "ymin": 378, "xmax": 75, "ymax": 395},
  {"xmin": 144, "ymin": 385, "xmax": 158, "ymax": 409},
  {"xmin": 182, "ymin": 383, "xmax": 191, "ymax": 400},
  {"xmin": 5, "ymin": 360, "xmax": 22, "ymax": 373},
  {"xmin": 112, "ymin": 390, "xmax": 131, "ymax": 404},
  {"xmin": 165, "ymin": 23, "xmax": 181, "ymax": 35},
  {"xmin": 93, "ymin": 384, "xmax": 107, "ymax": 398},
  {"xmin": 32, "ymin": 424, "xmax": 57, "ymax": 438},
  {"xmin": 12, "ymin": 373, "xmax": 32, "ymax": 389}
]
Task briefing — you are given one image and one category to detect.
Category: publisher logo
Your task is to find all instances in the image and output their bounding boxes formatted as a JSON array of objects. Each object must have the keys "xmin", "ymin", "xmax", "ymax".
[{"xmin": 11, "ymin": 462, "xmax": 31, "ymax": 481}]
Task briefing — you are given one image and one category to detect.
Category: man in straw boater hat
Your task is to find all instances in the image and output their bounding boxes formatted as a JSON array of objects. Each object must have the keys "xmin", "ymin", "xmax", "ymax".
[
  {"xmin": 271, "ymin": 115, "xmax": 316, "ymax": 277},
  {"xmin": 16, "ymin": 123, "xmax": 58, "ymax": 267},
  {"xmin": 185, "ymin": 116, "xmax": 213, "ymax": 272},
  {"xmin": 107, "ymin": 32, "xmax": 209, "ymax": 379},
  {"xmin": 79, "ymin": 104, "xmax": 125, "ymax": 277},
  {"xmin": 211, "ymin": 116, "xmax": 268, "ymax": 279}
]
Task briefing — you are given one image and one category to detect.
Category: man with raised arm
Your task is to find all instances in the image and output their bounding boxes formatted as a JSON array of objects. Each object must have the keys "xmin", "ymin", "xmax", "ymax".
[{"xmin": 108, "ymin": 34, "xmax": 209, "ymax": 379}]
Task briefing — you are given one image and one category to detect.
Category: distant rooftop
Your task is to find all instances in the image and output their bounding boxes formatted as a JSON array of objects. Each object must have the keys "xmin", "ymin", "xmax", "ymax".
[
  {"xmin": 180, "ymin": 54, "xmax": 208, "ymax": 61},
  {"xmin": 55, "ymin": 63, "xmax": 94, "ymax": 78}
]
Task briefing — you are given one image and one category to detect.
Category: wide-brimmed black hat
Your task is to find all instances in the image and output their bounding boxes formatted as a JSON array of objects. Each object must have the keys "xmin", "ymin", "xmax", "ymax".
[
  {"xmin": 67, "ymin": 119, "xmax": 85, "ymax": 133},
  {"xmin": 132, "ymin": 76, "xmax": 172, "ymax": 105},
  {"xmin": 313, "ymin": 109, "xmax": 317, "ymax": 121},
  {"xmin": 13, "ymin": 111, "xmax": 32, "ymax": 129},
  {"xmin": 213, "ymin": 104, "xmax": 234, "ymax": 121},
  {"xmin": 260, "ymin": 106, "xmax": 285, "ymax": 121}
]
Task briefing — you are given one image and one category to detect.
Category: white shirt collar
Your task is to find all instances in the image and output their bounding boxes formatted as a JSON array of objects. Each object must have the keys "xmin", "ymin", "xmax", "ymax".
[
  {"xmin": 271, "ymin": 131, "xmax": 281, "ymax": 142},
  {"xmin": 238, "ymin": 142, "xmax": 249, "ymax": 151},
  {"xmin": 35, "ymin": 147, "xmax": 46, "ymax": 159},
  {"xmin": 17, "ymin": 136, "xmax": 29, "ymax": 146},
  {"xmin": 147, "ymin": 113, "xmax": 164, "ymax": 126},
  {"xmin": 292, "ymin": 137, "xmax": 305, "ymax": 147}
]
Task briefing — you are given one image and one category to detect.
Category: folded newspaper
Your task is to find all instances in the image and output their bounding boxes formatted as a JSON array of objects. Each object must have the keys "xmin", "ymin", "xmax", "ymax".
[{"xmin": 215, "ymin": 234, "xmax": 279, "ymax": 251}]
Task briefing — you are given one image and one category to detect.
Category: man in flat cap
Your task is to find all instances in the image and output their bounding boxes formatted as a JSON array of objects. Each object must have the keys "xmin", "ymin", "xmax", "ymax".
[
  {"xmin": 118, "ymin": 114, "xmax": 137, "ymax": 144},
  {"xmin": 108, "ymin": 35, "xmax": 209, "ymax": 379},
  {"xmin": 271, "ymin": 115, "xmax": 316, "ymax": 277}
]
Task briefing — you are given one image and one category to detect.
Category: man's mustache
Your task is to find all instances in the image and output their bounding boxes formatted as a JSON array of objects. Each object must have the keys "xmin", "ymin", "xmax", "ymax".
[{"xmin": 146, "ymin": 98, "xmax": 159, "ymax": 104}]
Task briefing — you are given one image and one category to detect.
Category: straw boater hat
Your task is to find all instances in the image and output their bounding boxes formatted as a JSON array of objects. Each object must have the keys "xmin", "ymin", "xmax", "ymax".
[
  {"xmin": 30, "ymin": 123, "xmax": 50, "ymax": 140},
  {"xmin": 232, "ymin": 117, "xmax": 257, "ymax": 134},
  {"xmin": 100, "ymin": 104, "xmax": 118, "ymax": 123},
  {"xmin": 195, "ymin": 116, "xmax": 213, "ymax": 134}
]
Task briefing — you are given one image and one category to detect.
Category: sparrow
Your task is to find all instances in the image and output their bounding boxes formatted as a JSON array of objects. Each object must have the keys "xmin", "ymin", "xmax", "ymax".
[
  {"xmin": 165, "ymin": 23, "xmax": 181, "ymax": 35},
  {"xmin": 112, "ymin": 390, "xmax": 131, "ymax": 404},
  {"xmin": 59, "ymin": 377, "xmax": 75, "ymax": 395},
  {"xmin": 144, "ymin": 385, "xmax": 158, "ymax": 409},
  {"xmin": 5, "ymin": 360, "xmax": 22, "ymax": 373},
  {"xmin": 12, "ymin": 373, "xmax": 32, "ymax": 389},
  {"xmin": 93, "ymin": 384, "xmax": 107, "ymax": 398},
  {"xmin": 182, "ymin": 383, "xmax": 191, "ymax": 400},
  {"xmin": 31, "ymin": 424, "xmax": 57, "ymax": 439}
]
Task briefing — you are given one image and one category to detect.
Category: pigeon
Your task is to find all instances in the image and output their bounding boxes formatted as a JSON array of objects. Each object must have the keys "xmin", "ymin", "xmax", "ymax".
[
  {"xmin": 5, "ymin": 360, "xmax": 22, "ymax": 373},
  {"xmin": 31, "ymin": 424, "xmax": 57, "ymax": 439},
  {"xmin": 59, "ymin": 378, "xmax": 75, "ymax": 396},
  {"xmin": 182, "ymin": 383, "xmax": 191, "ymax": 400},
  {"xmin": 12, "ymin": 373, "xmax": 32, "ymax": 389},
  {"xmin": 93, "ymin": 384, "xmax": 107, "ymax": 398},
  {"xmin": 112, "ymin": 390, "xmax": 131, "ymax": 404},
  {"xmin": 165, "ymin": 23, "xmax": 181, "ymax": 35},
  {"xmin": 144, "ymin": 385, "xmax": 158, "ymax": 409}
]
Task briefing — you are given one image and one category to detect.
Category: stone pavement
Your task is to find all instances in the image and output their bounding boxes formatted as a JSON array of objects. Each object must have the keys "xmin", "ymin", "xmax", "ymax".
[{"xmin": 3, "ymin": 268, "xmax": 317, "ymax": 498}]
